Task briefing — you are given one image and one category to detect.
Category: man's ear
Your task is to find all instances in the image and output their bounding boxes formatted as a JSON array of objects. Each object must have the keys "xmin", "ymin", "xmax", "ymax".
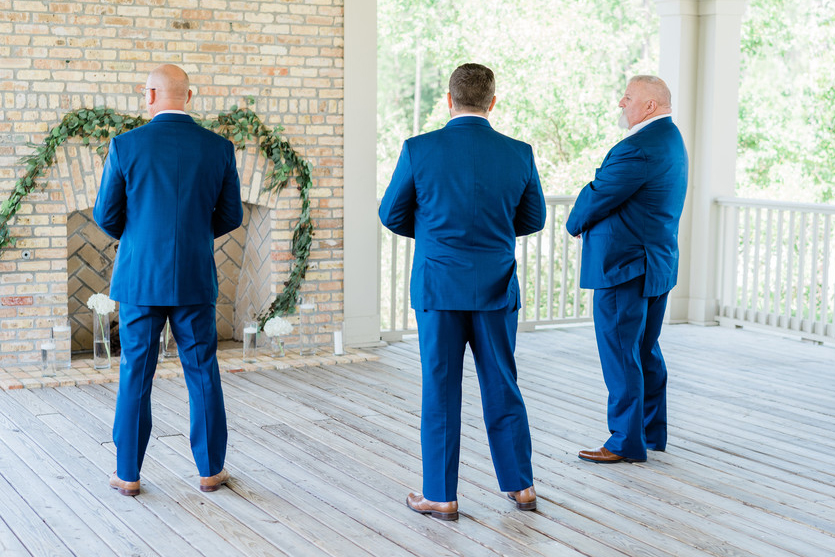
[
  {"xmin": 187, "ymin": 89, "xmax": 193, "ymax": 105},
  {"xmin": 488, "ymin": 95, "xmax": 497, "ymax": 112},
  {"xmin": 447, "ymin": 92, "xmax": 453, "ymax": 109}
]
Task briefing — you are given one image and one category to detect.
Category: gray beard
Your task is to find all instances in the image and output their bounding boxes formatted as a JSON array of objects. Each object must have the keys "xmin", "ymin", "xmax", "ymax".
[{"xmin": 618, "ymin": 112, "xmax": 630, "ymax": 130}]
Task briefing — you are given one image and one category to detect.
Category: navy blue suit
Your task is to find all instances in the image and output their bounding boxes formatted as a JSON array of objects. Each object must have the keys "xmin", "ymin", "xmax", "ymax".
[
  {"xmin": 380, "ymin": 116, "xmax": 546, "ymax": 501},
  {"xmin": 94, "ymin": 113, "xmax": 243, "ymax": 481},
  {"xmin": 566, "ymin": 117, "xmax": 688, "ymax": 460}
]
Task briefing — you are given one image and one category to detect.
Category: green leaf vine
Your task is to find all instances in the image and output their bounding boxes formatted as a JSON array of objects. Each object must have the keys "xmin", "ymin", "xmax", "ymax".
[{"xmin": 0, "ymin": 100, "xmax": 313, "ymax": 327}]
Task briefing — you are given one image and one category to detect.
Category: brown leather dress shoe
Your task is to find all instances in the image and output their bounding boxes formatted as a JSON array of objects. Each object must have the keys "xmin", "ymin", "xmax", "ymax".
[
  {"xmin": 406, "ymin": 492, "xmax": 459, "ymax": 521},
  {"xmin": 109, "ymin": 472, "xmax": 140, "ymax": 496},
  {"xmin": 579, "ymin": 446, "xmax": 644, "ymax": 463},
  {"xmin": 507, "ymin": 485, "xmax": 537, "ymax": 511},
  {"xmin": 199, "ymin": 468, "xmax": 230, "ymax": 492}
]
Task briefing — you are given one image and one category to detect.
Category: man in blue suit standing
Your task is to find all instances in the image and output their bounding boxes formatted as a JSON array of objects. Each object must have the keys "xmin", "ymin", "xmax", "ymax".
[
  {"xmin": 95, "ymin": 64, "xmax": 243, "ymax": 495},
  {"xmin": 380, "ymin": 63, "xmax": 546, "ymax": 520},
  {"xmin": 566, "ymin": 75, "xmax": 688, "ymax": 464}
]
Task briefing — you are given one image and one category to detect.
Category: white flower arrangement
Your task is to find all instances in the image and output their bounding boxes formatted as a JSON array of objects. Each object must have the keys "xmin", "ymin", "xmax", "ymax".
[
  {"xmin": 263, "ymin": 316, "xmax": 292, "ymax": 337},
  {"xmin": 87, "ymin": 293, "xmax": 116, "ymax": 315}
]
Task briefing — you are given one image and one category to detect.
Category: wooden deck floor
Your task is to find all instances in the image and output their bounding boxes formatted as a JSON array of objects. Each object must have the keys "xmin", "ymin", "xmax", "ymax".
[{"xmin": 0, "ymin": 324, "xmax": 833, "ymax": 556}]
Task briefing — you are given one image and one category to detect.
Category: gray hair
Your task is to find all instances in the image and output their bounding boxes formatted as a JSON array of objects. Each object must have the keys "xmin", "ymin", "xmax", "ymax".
[{"xmin": 629, "ymin": 75, "xmax": 672, "ymax": 108}]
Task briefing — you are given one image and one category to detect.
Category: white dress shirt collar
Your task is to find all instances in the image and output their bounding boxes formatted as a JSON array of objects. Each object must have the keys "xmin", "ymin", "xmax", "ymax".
[
  {"xmin": 450, "ymin": 113, "xmax": 489, "ymax": 121},
  {"xmin": 153, "ymin": 109, "xmax": 188, "ymax": 118},
  {"xmin": 626, "ymin": 113, "xmax": 671, "ymax": 137}
]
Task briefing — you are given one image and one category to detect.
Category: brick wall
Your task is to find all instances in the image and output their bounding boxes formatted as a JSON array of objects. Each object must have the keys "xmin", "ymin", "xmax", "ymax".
[{"xmin": 0, "ymin": 0, "xmax": 345, "ymax": 364}]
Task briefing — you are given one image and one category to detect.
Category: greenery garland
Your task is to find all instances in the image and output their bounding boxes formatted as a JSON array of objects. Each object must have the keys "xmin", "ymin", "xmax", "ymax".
[{"xmin": 0, "ymin": 99, "xmax": 313, "ymax": 327}]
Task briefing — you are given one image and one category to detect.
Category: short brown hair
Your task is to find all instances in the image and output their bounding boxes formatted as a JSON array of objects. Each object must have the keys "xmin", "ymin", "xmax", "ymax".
[{"xmin": 449, "ymin": 63, "xmax": 495, "ymax": 113}]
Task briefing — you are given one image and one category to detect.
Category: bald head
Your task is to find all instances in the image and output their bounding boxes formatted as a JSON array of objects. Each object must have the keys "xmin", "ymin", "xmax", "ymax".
[
  {"xmin": 618, "ymin": 75, "xmax": 672, "ymax": 130},
  {"xmin": 144, "ymin": 64, "xmax": 192, "ymax": 117}
]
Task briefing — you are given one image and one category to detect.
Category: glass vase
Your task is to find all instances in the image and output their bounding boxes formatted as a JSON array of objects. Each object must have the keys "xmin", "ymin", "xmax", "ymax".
[
  {"xmin": 269, "ymin": 335, "xmax": 285, "ymax": 358},
  {"xmin": 52, "ymin": 318, "xmax": 72, "ymax": 369},
  {"xmin": 93, "ymin": 310, "xmax": 112, "ymax": 370},
  {"xmin": 41, "ymin": 340, "xmax": 57, "ymax": 377},
  {"xmin": 298, "ymin": 297, "xmax": 317, "ymax": 356},
  {"xmin": 243, "ymin": 321, "xmax": 258, "ymax": 363},
  {"xmin": 161, "ymin": 318, "xmax": 177, "ymax": 359}
]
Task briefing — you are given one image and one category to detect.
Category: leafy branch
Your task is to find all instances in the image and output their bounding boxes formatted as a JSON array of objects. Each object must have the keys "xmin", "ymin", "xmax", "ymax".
[
  {"xmin": 0, "ymin": 108, "xmax": 147, "ymax": 249},
  {"xmin": 1, "ymin": 101, "xmax": 313, "ymax": 326}
]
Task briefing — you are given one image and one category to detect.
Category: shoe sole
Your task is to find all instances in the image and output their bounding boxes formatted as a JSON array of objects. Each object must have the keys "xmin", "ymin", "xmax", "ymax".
[
  {"xmin": 406, "ymin": 497, "xmax": 459, "ymax": 521},
  {"xmin": 578, "ymin": 455, "xmax": 646, "ymax": 464},
  {"xmin": 506, "ymin": 494, "xmax": 536, "ymax": 511}
]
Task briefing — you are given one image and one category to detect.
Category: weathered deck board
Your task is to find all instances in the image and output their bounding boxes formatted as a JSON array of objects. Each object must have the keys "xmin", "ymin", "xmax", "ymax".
[{"xmin": 0, "ymin": 323, "xmax": 833, "ymax": 556}]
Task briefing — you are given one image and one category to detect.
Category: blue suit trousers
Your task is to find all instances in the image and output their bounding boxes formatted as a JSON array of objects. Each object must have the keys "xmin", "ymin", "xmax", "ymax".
[
  {"xmin": 593, "ymin": 276, "xmax": 668, "ymax": 461},
  {"xmin": 416, "ymin": 308, "xmax": 533, "ymax": 502},
  {"xmin": 114, "ymin": 302, "xmax": 227, "ymax": 481}
]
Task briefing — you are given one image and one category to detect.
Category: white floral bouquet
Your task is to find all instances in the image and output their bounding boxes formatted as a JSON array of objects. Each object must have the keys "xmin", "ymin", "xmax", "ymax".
[
  {"xmin": 87, "ymin": 293, "xmax": 116, "ymax": 315},
  {"xmin": 263, "ymin": 316, "xmax": 292, "ymax": 337}
]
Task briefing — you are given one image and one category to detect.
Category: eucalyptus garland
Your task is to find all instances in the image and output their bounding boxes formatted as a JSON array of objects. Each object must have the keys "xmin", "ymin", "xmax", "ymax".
[{"xmin": 0, "ymin": 100, "xmax": 313, "ymax": 326}]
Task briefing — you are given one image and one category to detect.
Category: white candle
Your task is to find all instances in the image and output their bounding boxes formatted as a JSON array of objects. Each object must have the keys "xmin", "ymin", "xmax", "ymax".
[
  {"xmin": 333, "ymin": 330, "xmax": 344, "ymax": 355},
  {"xmin": 243, "ymin": 326, "xmax": 257, "ymax": 334}
]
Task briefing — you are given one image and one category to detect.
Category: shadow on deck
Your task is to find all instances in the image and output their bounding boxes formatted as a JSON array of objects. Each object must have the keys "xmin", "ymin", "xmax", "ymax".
[{"xmin": 0, "ymin": 324, "xmax": 833, "ymax": 556}]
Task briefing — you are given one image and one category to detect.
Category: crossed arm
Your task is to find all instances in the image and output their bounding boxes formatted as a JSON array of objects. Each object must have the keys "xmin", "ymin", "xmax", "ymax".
[{"xmin": 566, "ymin": 142, "xmax": 647, "ymax": 237}]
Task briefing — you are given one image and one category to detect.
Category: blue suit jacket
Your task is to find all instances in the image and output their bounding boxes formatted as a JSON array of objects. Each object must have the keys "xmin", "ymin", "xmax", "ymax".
[
  {"xmin": 566, "ymin": 117, "xmax": 688, "ymax": 297},
  {"xmin": 94, "ymin": 113, "xmax": 243, "ymax": 306},
  {"xmin": 379, "ymin": 116, "xmax": 546, "ymax": 311}
]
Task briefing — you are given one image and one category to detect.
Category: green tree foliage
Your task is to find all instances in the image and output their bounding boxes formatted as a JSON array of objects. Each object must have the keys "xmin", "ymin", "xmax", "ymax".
[
  {"xmin": 738, "ymin": 0, "xmax": 835, "ymax": 203},
  {"xmin": 378, "ymin": 0, "xmax": 659, "ymax": 196},
  {"xmin": 380, "ymin": 0, "xmax": 835, "ymax": 204}
]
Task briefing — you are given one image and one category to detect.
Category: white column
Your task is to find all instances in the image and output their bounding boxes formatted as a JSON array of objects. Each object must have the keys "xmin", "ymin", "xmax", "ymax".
[
  {"xmin": 656, "ymin": 0, "xmax": 747, "ymax": 324},
  {"xmin": 343, "ymin": 0, "xmax": 382, "ymax": 346},
  {"xmin": 656, "ymin": 0, "xmax": 699, "ymax": 323}
]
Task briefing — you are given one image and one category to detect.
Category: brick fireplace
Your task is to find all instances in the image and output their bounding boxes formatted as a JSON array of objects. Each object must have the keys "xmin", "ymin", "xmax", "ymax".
[
  {"xmin": 0, "ymin": 0, "xmax": 349, "ymax": 368},
  {"xmin": 2, "ymin": 140, "xmax": 303, "ymax": 364}
]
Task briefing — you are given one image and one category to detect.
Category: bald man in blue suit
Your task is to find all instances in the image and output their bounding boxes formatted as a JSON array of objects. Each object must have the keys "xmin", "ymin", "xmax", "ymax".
[
  {"xmin": 566, "ymin": 75, "xmax": 688, "ymax": 464},
  {"xmin": 380, "ymin": 63, "xmax": 546, "ymax": 521},
  {"xmin": 95, "ymin": 64, "xmax": 243, "ymax": 495}
]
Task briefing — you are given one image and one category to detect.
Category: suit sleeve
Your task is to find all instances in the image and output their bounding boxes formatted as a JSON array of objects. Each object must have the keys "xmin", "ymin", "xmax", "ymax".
[
  {"xmin": 566, "ymin": 142, "xmax": 647, "ymax": 236},
  {"xmin": 93, "ymin": 138, "xmax": 127, "ymax": 240},
  {"xmin": 378, "ymin": 141, "xmax": 416, "ymax": 238},
  {"xmin": 212, "ymin": 140, "xmax": 244, "ymax": 239},
  {"xmin": 514, "ymin": 146, "xmax": 546, "ymax": 236}
]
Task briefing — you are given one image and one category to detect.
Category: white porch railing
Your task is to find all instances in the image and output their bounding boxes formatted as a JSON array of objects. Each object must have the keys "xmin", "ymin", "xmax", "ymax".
[
  {"xmin": 380, "ymin": 195, "xmax": 835, "ymax": 345},
  {"xmin": 715, "ymin": 197, "xmax": 835, "ymax": 343},
  {"xmin": 381, "ymin": 195, "xmax": 835, "ymax": 344},
  {"xmin": 379, "ymin": 195, "xmax": 592, "ymax": 341}
]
